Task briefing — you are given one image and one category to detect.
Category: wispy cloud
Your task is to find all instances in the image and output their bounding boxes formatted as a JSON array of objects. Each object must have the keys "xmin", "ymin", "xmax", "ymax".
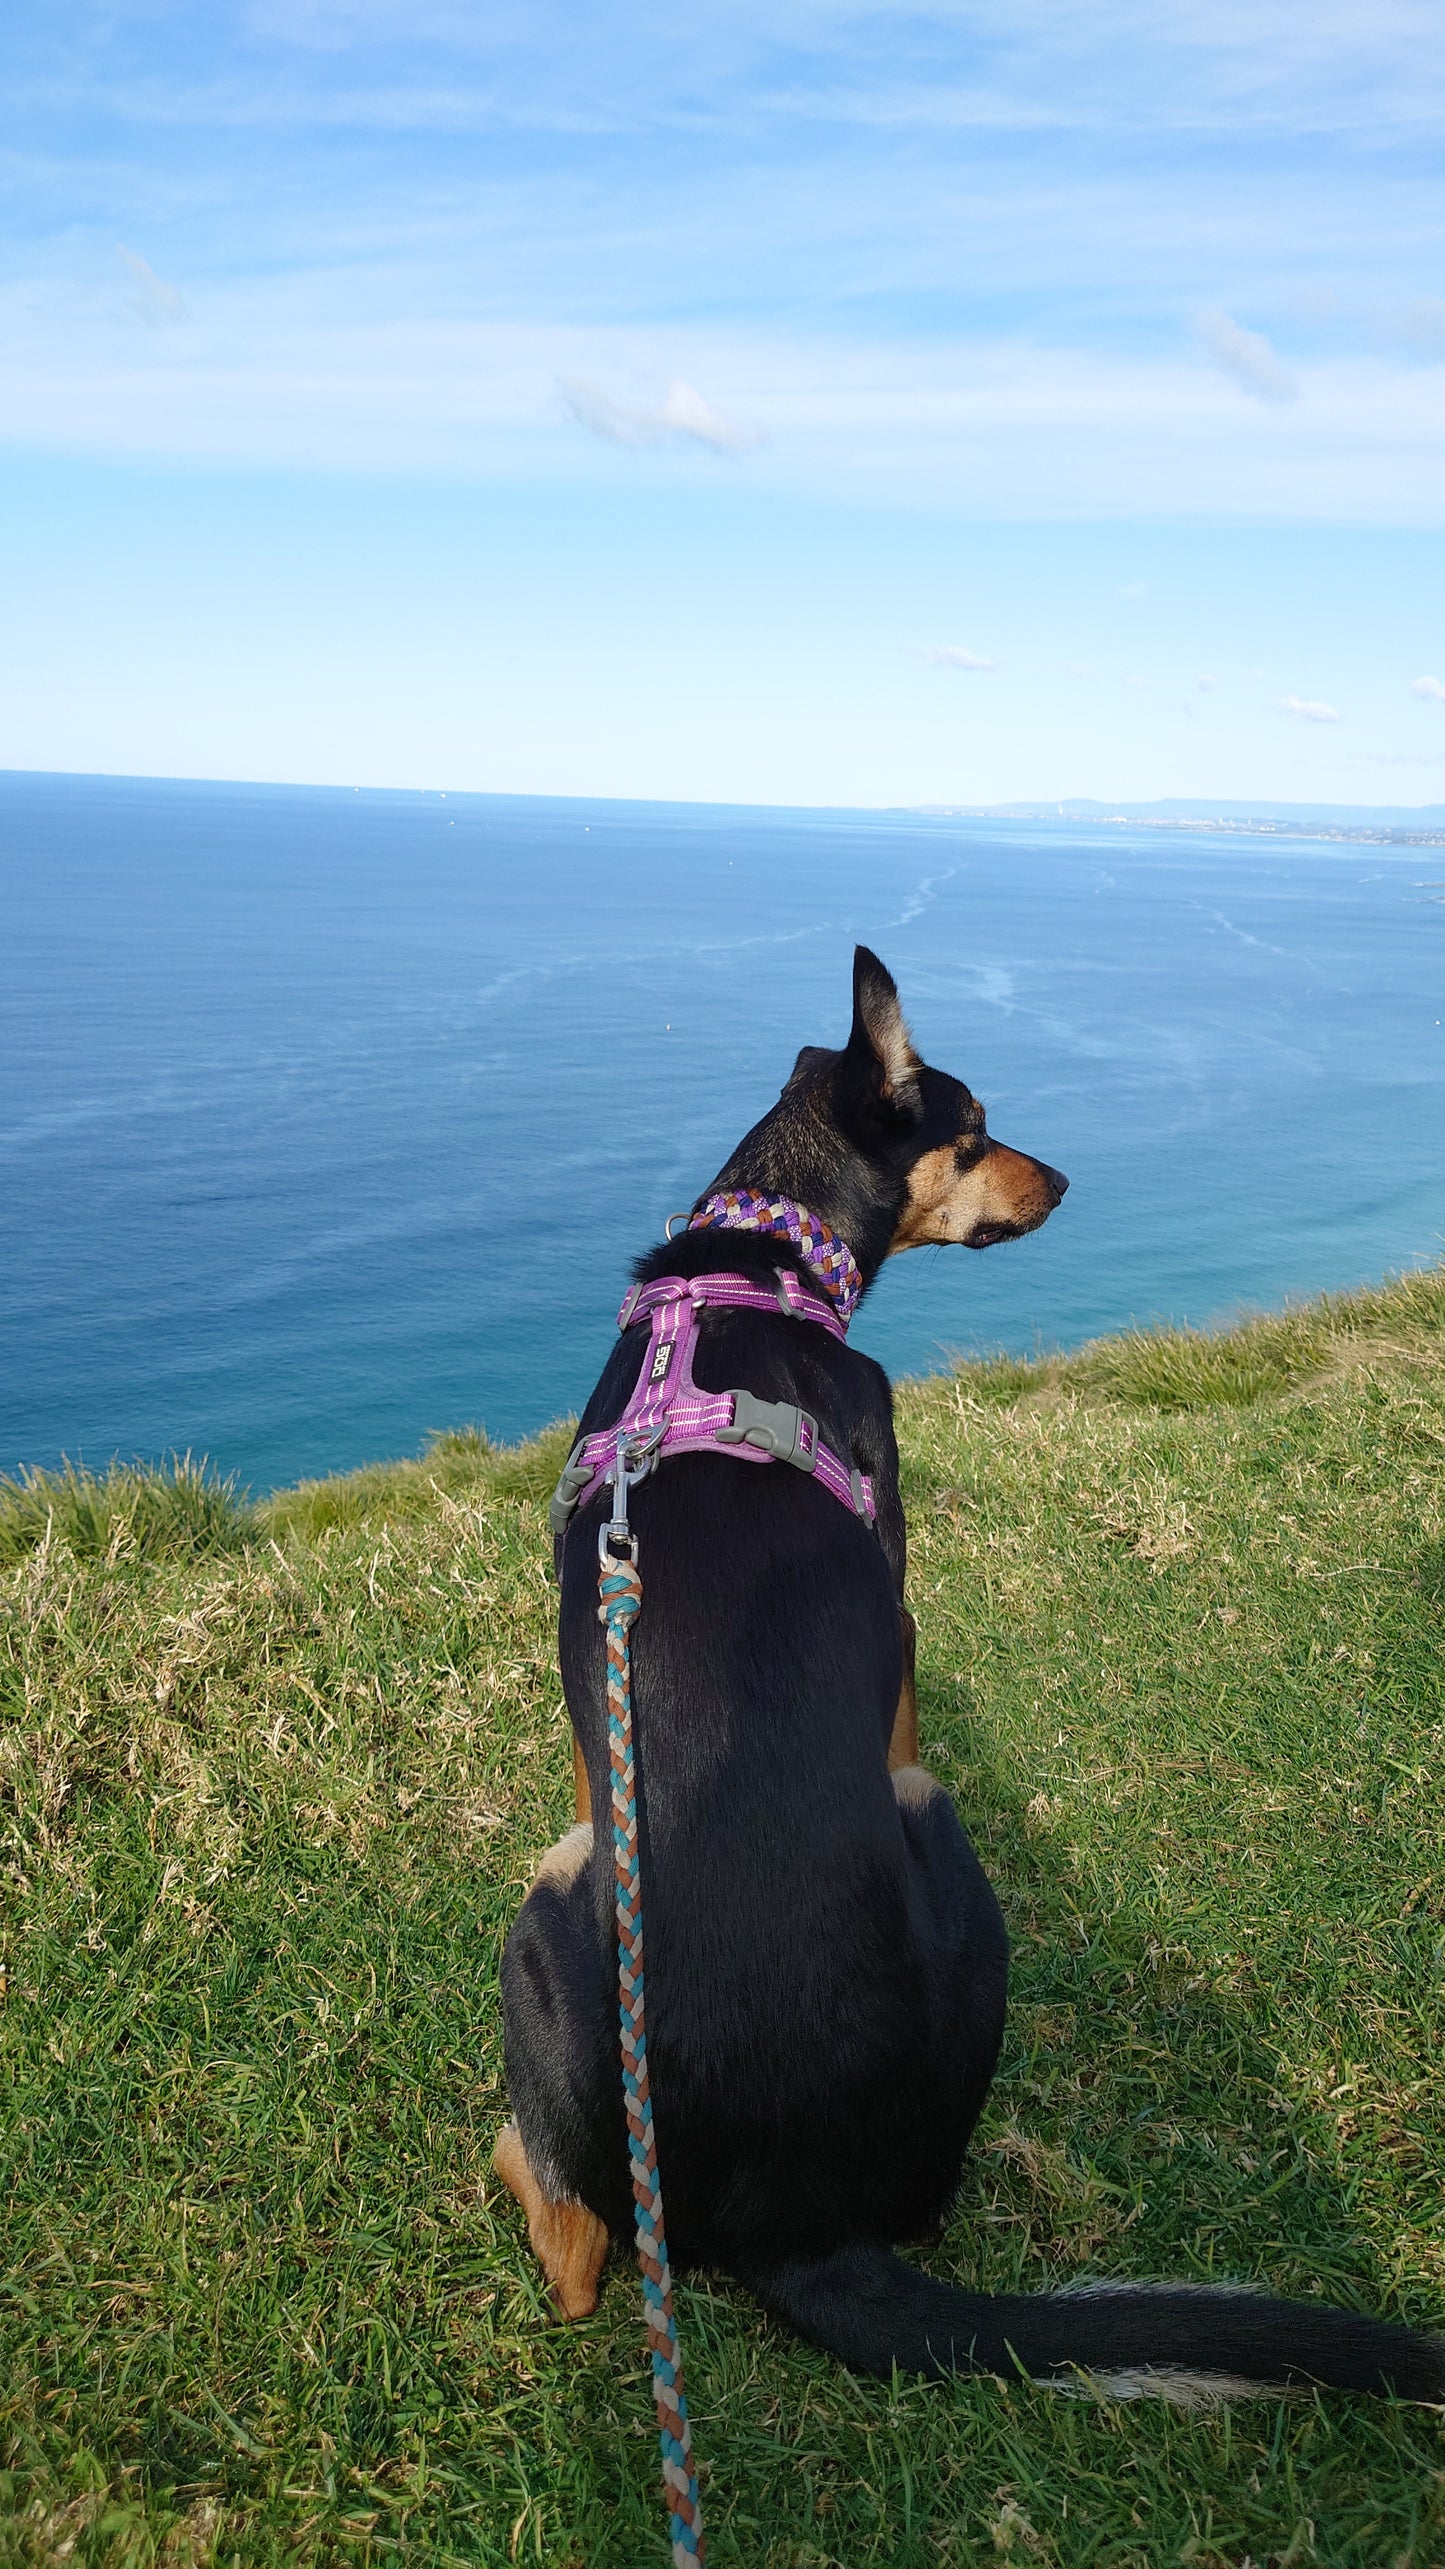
[
  {"xmin": 1279, "ymin": 694, "xmax": 1342, "ymax": 723},
  {"xmin": 921, "ymin": 645, "xmax": 997, "ymax": 671},
  {"xmin": 206, "ymin": 3, "xmax": 1445, "ymax": 144},
  {"xmin": 1197, "ymin": 308, "xmax": 1296, "ymax": 403},
  {"xmin": 1197, "ymin": 674, "xmax": 1216, "ymax": 690},
  {"xmin": 117, "ymin": 245, "xmax": 189, "ymax": 327},
  {"xmin": 557, "ymin": 376, "xmax": 756, "ymax": 454},
  {"xmin": 5, "ymin": 296, "xmax": 1444, "ymax": 515},
  {"xmin": 1411, "ymin": 673, "xmax": 1445, "ymax": 701}
]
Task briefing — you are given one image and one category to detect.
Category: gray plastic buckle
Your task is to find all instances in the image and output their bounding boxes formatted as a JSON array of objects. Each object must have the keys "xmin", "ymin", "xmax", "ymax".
[
  {"xmin": 716, "ymin": 1388, "xmax": 819, "ymax": 1472},
  {"xmin": 548, "ymin": 1440, "xmax": 596, "ymax": 1538}
]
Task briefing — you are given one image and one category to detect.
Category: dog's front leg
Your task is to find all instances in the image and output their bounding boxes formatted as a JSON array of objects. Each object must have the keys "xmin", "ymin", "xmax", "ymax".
[{"xmin": 887, "ymin": 1604, "xmax": 919, "ymax": 1772}]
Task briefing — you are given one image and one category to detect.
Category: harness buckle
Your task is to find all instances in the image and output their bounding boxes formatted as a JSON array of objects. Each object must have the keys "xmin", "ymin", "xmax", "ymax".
[
  {"xmin": 773, "ymin": 1266, "xmax": 807, "ymax": 1319},
  {"xmin": 716, "ymin": 1388, "xmax": 819, "ymax": 1472}
]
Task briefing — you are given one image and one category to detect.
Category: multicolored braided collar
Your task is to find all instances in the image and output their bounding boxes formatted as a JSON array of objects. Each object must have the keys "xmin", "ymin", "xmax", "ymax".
[{"xmin": 687, "ymin": 1190, "xmax": 863, "ymax": 1325}]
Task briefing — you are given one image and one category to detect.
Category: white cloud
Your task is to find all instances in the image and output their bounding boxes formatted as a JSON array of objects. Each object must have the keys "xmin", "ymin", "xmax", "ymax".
[
  {"xmin": 921, "ymin": 645, "xmax": 997, "ymax": 670},
  {"xmin": 1279, "ymin": 694, "xmax": 1342, "ymax": 723},
  {"xmin": 558, "ymin": 376, "xmax": 756, "ymax": 454},
  {"xmin": 1197, "ymin": 673, "xmax": 1216, "ymax": 690},
  {"xmin": 117, "ymin": 245, "xmax": 190, "ymax": 327},
  {"xmin": 1197, "ymin": 308, "xmax": 1296, "ymax": 404},
  {"xmin": 1411, "ymin": 673, "xmax": 1445, "ymax": 701},
  {"xmin": 6, "ymin": 284, "xmax": 1445, "ymax": 519}
]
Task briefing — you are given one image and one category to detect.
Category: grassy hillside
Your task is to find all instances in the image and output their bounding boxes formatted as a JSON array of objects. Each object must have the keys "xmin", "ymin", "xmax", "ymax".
[{"xmin": 3, "ymin": 1272, "xmax": 1444, "ymax": 2568}]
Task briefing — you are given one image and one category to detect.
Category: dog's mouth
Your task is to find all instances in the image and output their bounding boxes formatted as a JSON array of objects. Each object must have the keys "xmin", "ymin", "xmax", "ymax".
[{"xmin": 963, "ymin": 1220, "xmax": 1018, "ymax": 1251}]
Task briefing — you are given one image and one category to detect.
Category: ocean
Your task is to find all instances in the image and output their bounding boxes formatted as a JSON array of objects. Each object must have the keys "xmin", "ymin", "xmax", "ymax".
[{"xmin": 3, "ymin": 770, "xmax": 1442, "ymax": 1494}]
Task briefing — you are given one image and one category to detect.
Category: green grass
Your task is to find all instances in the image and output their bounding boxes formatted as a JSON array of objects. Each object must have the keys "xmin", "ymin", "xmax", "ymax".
[{"xmin": 4, "ymin": 1273, "xmax": 1445, "ymax": 2567}]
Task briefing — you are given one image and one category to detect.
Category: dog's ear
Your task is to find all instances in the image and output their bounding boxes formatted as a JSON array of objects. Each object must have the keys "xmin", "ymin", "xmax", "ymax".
[
  {"xmin": 839, "ymin": 946, "xmax": 924, "ymax": 1130},
  {"xmin": 783, "ymin": 1043, "xmax": 832, "ymax": 1093}
]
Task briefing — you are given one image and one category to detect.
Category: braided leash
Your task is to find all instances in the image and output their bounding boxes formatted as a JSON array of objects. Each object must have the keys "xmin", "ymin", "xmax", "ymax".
[{"xmin": 599, "ymin": 1538, "xmax": 706, "ymax": 2564}]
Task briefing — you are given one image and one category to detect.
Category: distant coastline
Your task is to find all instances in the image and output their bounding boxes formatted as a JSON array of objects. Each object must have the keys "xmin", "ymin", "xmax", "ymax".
[{"xmin": 910, "ymin": 796, "xmax": 1445, "ymax": 847}]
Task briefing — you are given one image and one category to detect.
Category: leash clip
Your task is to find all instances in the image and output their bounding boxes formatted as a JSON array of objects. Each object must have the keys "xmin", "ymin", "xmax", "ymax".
[{"xmin": 599, "ymin": 1428, "xmax": 663, "ymax": 1564}]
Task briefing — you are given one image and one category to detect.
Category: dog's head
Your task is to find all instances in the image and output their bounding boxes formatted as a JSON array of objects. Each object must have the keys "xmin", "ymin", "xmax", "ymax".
[{"xmin": 709, "ymin": 946, "xmax": 1067, "ymax": 1276}]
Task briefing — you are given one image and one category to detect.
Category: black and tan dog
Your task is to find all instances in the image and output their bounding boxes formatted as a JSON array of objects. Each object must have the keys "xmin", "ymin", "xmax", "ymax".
[{"xmin": 497, "ymin": 948, "xmax": 1444, "ymax": 2401}]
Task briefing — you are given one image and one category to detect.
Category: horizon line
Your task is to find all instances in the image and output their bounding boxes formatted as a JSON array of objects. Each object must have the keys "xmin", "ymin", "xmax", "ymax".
[{"xmin": 4, "ymin": 763, "xmax": 1445, "ymax": 827}]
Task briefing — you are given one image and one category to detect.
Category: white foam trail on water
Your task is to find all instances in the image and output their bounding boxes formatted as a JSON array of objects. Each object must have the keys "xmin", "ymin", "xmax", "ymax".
[{"xmin": 893, "ymin": 865, "xmax": 958, "ymax": 926}]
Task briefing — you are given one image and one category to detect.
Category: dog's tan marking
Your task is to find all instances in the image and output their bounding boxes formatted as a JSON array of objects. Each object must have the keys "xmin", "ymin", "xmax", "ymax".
[
  {"xmin": 572, "ymin": 1734, "xmax": 593, "ymax": 1827},
  {"xmin": 890, "ymin": 1140, "xmax": 1059, "ymax": 1252},
  {"xmin": 533, "ymin": 1820, "xmax": 593, "ymax": 1893},
  {"xmin": 888, "ymin": 1605, "xmax": 919, "ymax": 1771},
  {"xmin": 493, "ymin": 2120, "xmax": 609, "ymax": 2318},
  {"xmin": 891, "ymin": 1761, "xmax": 941, "ymax": 1812}
]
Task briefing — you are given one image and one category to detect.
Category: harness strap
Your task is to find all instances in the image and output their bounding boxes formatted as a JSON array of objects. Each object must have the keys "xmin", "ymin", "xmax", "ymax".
[
  {"xmin": 549, "ymin": 1272, "xmax": 876, "ymax": 1539},
  {"xmin": 620, "ymin": 1265, "xmax": 848, "ymax": 1342}
]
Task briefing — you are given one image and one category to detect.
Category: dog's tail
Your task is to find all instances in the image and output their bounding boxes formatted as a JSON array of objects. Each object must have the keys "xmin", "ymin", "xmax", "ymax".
[{"xmin": 742, "ymin": 2246, "xmax": 1445, "ymax": 2402}]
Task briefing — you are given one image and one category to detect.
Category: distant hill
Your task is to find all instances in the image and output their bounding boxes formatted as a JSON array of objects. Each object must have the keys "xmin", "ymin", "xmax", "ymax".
[{"xmin": 913, "ymin": 796, "xmax": 1445, "ymax": 829}]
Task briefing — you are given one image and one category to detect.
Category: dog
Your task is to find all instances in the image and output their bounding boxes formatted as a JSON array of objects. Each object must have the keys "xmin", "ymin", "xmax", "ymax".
[{"xmin": 496, "ymin": 946, "xmax": 1444, "ymax": 2403}]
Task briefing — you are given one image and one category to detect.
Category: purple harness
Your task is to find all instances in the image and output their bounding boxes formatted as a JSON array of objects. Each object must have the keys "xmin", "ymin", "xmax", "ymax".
[{"xmin": 549, "ymin": 1195, "xmax": 876, "ymax": 1538}]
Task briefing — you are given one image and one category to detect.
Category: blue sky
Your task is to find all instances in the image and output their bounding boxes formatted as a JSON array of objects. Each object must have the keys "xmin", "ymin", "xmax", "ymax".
[{"xmin": 4, "ymin": 2, "xmax": 1444, "ymax": 805}]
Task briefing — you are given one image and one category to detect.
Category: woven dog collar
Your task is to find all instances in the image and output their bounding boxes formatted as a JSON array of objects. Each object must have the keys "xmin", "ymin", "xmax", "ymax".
[{"xmin": 687, "ymin": 1190, "xmax": 863, "ymax": 1323}]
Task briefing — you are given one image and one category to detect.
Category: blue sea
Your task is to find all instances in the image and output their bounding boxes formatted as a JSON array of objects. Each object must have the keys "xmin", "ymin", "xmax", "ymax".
[{"xmin": 3, "ymin": 770, "xmax": 1443, "ymax": 1494}]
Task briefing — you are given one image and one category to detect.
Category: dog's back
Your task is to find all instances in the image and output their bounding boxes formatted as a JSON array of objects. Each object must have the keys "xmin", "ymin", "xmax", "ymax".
[{"xmin": 543, "ymin": 1273, "xmax": 1002, "ymax": 2269}]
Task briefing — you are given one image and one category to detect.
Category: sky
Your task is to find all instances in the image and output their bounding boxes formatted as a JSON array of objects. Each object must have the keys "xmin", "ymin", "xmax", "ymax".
[{"xmin": 3, "ymin": 2, "xmax": 1444, "ymax": 807}]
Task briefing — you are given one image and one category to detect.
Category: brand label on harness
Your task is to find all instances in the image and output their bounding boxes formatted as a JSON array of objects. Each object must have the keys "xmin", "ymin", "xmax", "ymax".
[{"xmin": 649, "ymin": 1340, "xmax": 675, "ymax": 1385}]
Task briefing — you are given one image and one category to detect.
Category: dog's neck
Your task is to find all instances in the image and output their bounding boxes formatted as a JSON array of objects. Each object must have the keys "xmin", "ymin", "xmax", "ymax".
[{"xmin": 699, "ymin": 1120, "xmax": 908, "ymax": 1286}]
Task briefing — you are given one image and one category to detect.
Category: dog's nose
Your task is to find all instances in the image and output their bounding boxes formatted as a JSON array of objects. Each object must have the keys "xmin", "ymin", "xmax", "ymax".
[{"xmin": 1045, "ymin": 1164, "xmax": 1069, "ymax": 1203}]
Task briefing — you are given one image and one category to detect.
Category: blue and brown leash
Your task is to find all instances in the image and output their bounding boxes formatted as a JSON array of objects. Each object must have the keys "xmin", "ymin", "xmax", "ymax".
[{"xmin": 598, "ymin": 1432, "xmax": 706, "ymax": 2565}]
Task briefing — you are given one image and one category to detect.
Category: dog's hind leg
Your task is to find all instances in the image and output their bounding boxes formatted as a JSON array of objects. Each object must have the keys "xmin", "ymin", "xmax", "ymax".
[
  {"xmin": 499, "ymin": 1823, "xmax": 627, "ymax": 2314},
  {"xmin": 893, "ymin": 1763, "xmax": 1010, "ymax": 2167},
  {"xmin": 887, "ymin": 1605, "xmax": 919, "ymax": 1772},
  {"xmin": 493, "ymin": 2118, "xmax": 609, "ymax": 2318}
]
